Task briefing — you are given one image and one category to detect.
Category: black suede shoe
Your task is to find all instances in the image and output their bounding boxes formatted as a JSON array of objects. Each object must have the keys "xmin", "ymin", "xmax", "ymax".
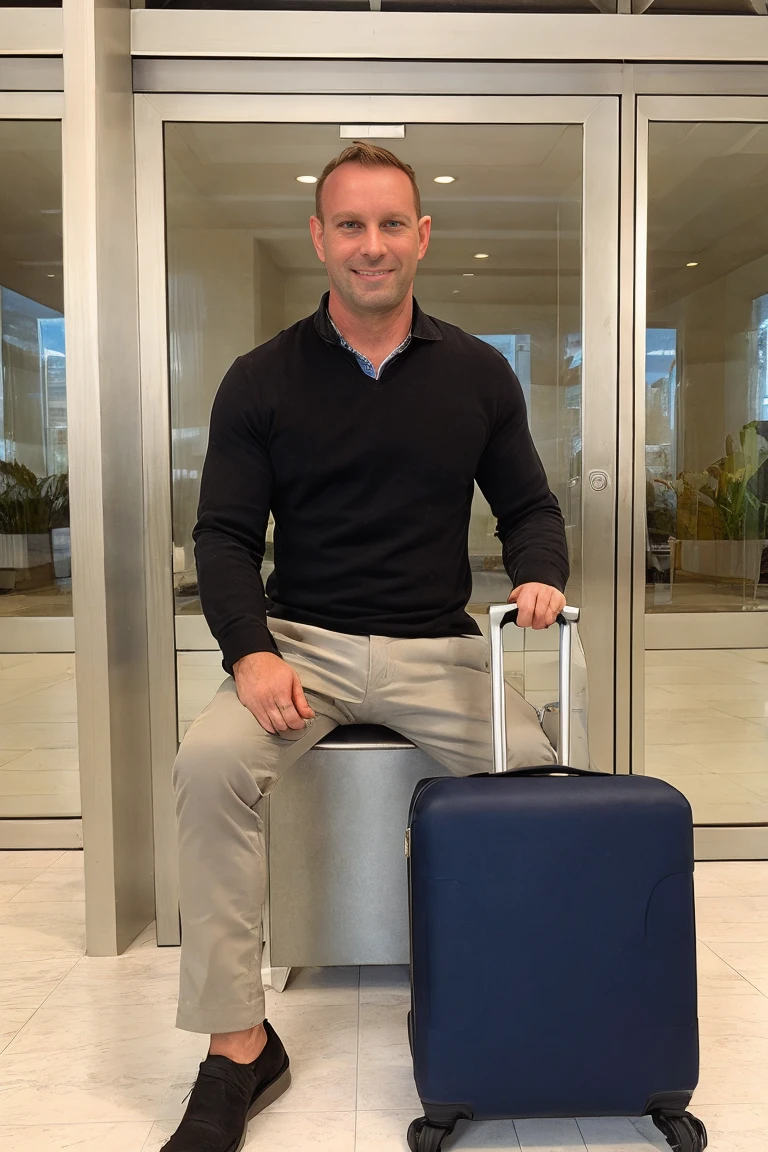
[{"xmin": 162, "ymin": 1019, "xmax": 290, "ymax": 1152}]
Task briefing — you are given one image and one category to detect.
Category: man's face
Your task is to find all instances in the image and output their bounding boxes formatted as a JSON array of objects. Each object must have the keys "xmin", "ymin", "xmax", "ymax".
[{"xmin": 309, "ymin": 163, "xmax": 431, "ymax": 316}]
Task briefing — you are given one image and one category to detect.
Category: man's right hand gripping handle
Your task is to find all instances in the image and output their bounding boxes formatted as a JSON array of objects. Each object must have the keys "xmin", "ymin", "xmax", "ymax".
[{"xmin": 232, "ymin": 651, "xmax": 316, "ymax": 734}]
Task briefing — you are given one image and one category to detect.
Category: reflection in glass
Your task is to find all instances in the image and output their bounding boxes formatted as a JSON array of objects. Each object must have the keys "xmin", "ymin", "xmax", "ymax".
[
  {"xmin": 646, "ymin": 122, "xmax": 768, "ymax": 613},
  {"xmin": 0, "ymin": 122, "xmax": 70, "ymax": 617},
  {"xmin": 165, "ymin": 122, "xmax": 583, "ymax": 618}
]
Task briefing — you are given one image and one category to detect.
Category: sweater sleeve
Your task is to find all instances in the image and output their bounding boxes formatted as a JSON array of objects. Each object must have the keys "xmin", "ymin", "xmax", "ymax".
[
  {"xmin": 193, "ymin": 357, "xmax": 279, "ymax": 674},
  {"xmin": 475, "ymin": 358, "xmax": 570, "ymax": 594}
]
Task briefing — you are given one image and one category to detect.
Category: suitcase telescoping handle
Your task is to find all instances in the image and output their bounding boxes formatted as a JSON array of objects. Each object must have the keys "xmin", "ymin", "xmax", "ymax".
[{"xmin": 488, "ymin": 603, "xmax": 580, "ymax": 773}]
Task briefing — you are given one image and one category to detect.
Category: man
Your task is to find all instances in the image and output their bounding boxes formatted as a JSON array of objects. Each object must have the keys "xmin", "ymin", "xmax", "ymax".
[{"xmin": 164, "ymin": 143, "xmax": 568, "ymax": 1152}]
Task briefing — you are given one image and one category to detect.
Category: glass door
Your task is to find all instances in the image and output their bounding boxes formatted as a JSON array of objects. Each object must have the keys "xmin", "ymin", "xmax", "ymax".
[
  {"xmin": 0, "ymin": 92, "xmax": 80, "ymax": 849},
  {"xmin": 638, "ymin": 97, "xmax": 768, "ymax": 859},
  {"xmin": 135, "ymin": 94, "xmax": 619, "ymax": 941}
]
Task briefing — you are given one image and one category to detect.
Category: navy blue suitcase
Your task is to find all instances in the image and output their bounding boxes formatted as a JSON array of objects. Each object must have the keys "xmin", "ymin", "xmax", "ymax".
[{"xmin": 405, "ymin": 605, "xmax": 707, "ymax": 1152}]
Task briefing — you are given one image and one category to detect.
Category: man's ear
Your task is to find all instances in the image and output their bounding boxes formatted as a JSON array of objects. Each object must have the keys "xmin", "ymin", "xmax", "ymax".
[
  {"xmin": 309, "ymin": 215, "xmax": 326, "ymax": 263},
  {"xmin": 417, "ymin": 215, "xmax": 432, "ymax": 261}
]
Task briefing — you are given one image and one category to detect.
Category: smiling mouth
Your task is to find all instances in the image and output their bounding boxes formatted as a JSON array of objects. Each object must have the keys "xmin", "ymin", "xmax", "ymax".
[{"xmin": 352, "ymin": 270, "xmax": 393, "ymax": 278}]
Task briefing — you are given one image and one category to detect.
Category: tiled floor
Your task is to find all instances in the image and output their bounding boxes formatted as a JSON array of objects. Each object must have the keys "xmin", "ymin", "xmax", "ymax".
[{"xmin": 0, "ymin": 850, "xmax": 766, "ymax": 1151}]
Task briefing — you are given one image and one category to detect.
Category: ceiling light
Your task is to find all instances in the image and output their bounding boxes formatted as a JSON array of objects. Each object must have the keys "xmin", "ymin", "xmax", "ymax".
[
  {"xmin": 47, "ymin": 273, "xmax": 55, "ymax": 278},
  {"xmin": 296, "ymin": 175, "xmax": 318, "ymax": 184},
  {"xmin": 463, "ymin": 273, "xmax": 474, "ymax": 277},
  {"xmin": 452, "ymin": 289, "xmax": 460, "ymax": 294},
  {"xmin": 686, "ymin": 261, "xmax": 699, "ymax": 267},
  {"xmin": 434, "ymin": 176, "xmax": 456, "ymax": 184},
  {"xmin": 474, "ymin": 253, "xmax": 490, "ymax": 260}
]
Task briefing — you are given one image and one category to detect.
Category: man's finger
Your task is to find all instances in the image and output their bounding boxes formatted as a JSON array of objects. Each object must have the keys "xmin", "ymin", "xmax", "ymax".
[
  {"xmin": 275, "ymin": 698, "xmax": 305, "ymax": 731},
  {"xmin": 292, "ymin": 678, "xmax": 316, "ymax": 720},
  {"xmin": 252, "ymin": 702, "xmax": 276, "ymax": 735},
  {"xmin": 266, "ymin": 702, "xmax": 289, "ymax": 732}
]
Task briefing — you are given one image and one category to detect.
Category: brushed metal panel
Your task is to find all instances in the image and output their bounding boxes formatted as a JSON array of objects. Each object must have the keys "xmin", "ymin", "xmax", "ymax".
[
  {"xmin": 63, "ymin": 0, "xmax": 153, "ymax": 957},
  {"xmin": 0, "ymin": 619, "xmax": 75, "ymax": 653},
  {"xmin": 135, "ymin": 94, "xmax": 181, "ymax": 946},
  {"xmin": 695, "ymin": 826, "xmax": 768, "ymax": 859},
  {"xmin": 133, "ymin": 59, "xmax": 625, "ymax": 96},
  {"xmin": 269, "ymin": 743, "xmax": 450, "ymax": 967},
  {"xmin": 581, "ymin": 97, "xmax": 620, "ymax": 774},
  {"xmin": 130, "ymin": 10, "xmax": 768, "ymax": 63},
  {"xmin": 0, "ymin": 819, "xmax": 83, "ymax": 850},
  {"xmin": 0, "ymin": 58, "xmax": 63, "ymax": 91},
  {"xmin": 0, "ymin": 8, "xmax": 62, "ymax": 56},
  {"xmin": 645, "ymin": 612, "xmax": 768, "ymax": 650}
]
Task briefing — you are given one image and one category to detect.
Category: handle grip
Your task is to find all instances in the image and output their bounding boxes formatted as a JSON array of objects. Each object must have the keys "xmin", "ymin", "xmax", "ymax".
[
  {"xmin": 497, "ymin": 764, "xmax": 603, "ymax": 778},
  {"xmin": 488, "ymin": 602, "xmax": 580, "ymax": 774}
]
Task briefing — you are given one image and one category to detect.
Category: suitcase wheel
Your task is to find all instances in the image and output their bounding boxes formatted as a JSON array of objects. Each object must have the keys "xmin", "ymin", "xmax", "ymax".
[
  {"xmin": 407, "ymin": 1117, "xmax": 454, "ymax": 1152},
  {"xmin": 652, "ymin": 1110, "xmax": 708, "ymax": 1152}
]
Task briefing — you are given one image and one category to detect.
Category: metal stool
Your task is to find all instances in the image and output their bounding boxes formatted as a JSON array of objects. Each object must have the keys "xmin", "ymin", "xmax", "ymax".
[{"xmin": 261, "ymin": 724, "xmax": 450, "ymax": 991}]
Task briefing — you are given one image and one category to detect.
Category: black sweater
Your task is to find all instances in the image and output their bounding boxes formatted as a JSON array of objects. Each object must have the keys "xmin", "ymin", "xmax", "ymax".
[{"xmin": 194, "ymin": 296, "xmax": 569, "ymax": 672}]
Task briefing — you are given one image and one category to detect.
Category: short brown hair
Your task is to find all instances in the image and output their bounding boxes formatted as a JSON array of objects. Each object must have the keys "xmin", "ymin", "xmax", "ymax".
[{"xmin": 315, "ymin": 142, "xmax": 421, "ymax": 221}]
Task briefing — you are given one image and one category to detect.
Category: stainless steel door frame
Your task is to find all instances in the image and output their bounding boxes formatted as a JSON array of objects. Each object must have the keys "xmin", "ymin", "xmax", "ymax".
[
  {"xmin": 135, "ymin": 92, "xmax": 620, "ymax": 943},
  {"xmin": 635, "ymin": 96, "xmax": 768, "ymax": 859}
]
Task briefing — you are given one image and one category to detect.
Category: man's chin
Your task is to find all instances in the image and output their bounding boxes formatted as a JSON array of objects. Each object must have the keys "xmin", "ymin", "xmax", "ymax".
[{"xmin": 339, "ymin": 280, "xmax": 408, "ymax": 315}]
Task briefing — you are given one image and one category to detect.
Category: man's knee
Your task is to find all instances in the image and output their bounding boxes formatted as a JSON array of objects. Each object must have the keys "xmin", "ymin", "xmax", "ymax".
[{"xmin": 173, "ymin": 727, "xmax": 262, "ymax": 812}]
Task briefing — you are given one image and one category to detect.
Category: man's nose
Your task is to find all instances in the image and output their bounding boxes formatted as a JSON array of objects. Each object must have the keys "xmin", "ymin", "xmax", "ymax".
[{"xmin": 359, "ymin": 225, "xmax": 387, "ymax": 259}]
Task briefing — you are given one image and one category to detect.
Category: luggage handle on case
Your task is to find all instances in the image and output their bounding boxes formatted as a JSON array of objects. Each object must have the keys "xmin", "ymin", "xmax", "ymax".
[
  {"xmin": 488, "ymin": 603, "xmax": 580, "ymax": 773},
  {"xmin": 494, "ymin": 764, "xmax": 604, "ymax": 778}
]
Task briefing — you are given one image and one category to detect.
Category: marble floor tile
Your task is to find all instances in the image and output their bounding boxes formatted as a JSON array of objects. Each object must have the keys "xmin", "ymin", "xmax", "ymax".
[
  {"xmin": 645, "ymin": 715, "xmax": 768, "ymax": 745},
  {"xmin": 662, "ymin": 681, "xmax": 768, "ymax": 701},
  {"xmin": 645, "ymin": 665, "xmax": 749, "ymax": 686},
  {"xmin": 265, "ymin": 966, "xmax": 359, "ymax": 1011},
  {"xmin": 576, "ymin": 1117, "xmax": 657, "ymax": 1149},
  {"xmin": 726, "ymin": 772, "xmax": 768, "ymax": 801},
  {"xmin": 0, "ymin": 1122, "xmax": 153, "ymax": 1152},
  {"xmin": 0, "ymin": 679, "xmax": 69, "ymax": 707},
  {"xmin": 352, "ymin": 1109, "xmax": 421, "ymax": 1152},
  {"xmin": 0, "ymin": 880, "xmax": 29, "ymax": 904},
  {"xmin": 713, "ymin": 698, "xmax": 768, "ymax": 719},
  {"xmin": 47, "ymin": 849, "xmax": 84, "ymax": 873},
  {"xmin": 678, "ymin": 1104, "xmax": 768, "ymax": 1152},
  {"xmin": 9, "ymin": 869, "xmax": 84, "ymax": 903},
  {"xmin": 261, "ymin": 1001, "xmax": 359, "ymax": 1114},
  {"xmin": 704, "ymin": 941, "xmax": 768, "ymax": 984},
  {"xmin": 694, "ymin": 897, "xmax": 768, "ymax": 945},
  {"xmin": 0, "ymin": 1008, "xmax": 38, "ymax": 1055},
  {"xmin": 0, "ymin": 752, "xmax": 23, "ymax": 768},
  {"xmin": 357, "ymin": 1000, "xmax": 420, "ymax": 1114},
  {"xmin": 697, "ymin": 991, "xmax": 768, "ymax": 1023},
  {"xmin": 694, "ymin": 941, "xmax": 763, "ymax": 996},
  {"xmin": 0, "ymin": 851, "xmax": 64, "ymax": 871},
  {"xmin": 692, "ymin": 873, "xmax": 745, "ymax": 899},
  {"xmin": 0, "ymin": 655, "xmax": 74, "ymax": 680},
  {"xmin": 699, "ymin": 862, "xmax": 768, "ymax": 898},
  {"xmin": 44, "ymin": 949, "xmax": 181, "ymax": 1009},
  {"xmin": 0, "ymin": 748, "xmax": 79, "ymax": 773},
  {"xmin": 642, "ymin": 747, "xmax": 713, "ymax": 775},
  {"xmin": 359, "ymin": 965, "xmax": 410, "ymax": 1004},
  {"xmin": 671, "ymin": 742, "xmax": 768, "ymax": 774},
  {"xmin": 0, "ymin": 723, "xmax": 78, "ymax": 750},
  {"xmin": 0, "ymin": 695, "xmax": 77, "ymax": 724},
  {"xmin": 147, "ymin": 1110, "xmax": 356, "ymax": 1151},
  {"xmin": 0, "ymin": 900, "xmax": 85, "ymax": 959},
  {"xmin": 0, "ymin": 1002, "xmax": 204, "ymax": 1125},
  {"xmin": 0, "ymin": 770, "xmax": 81, "ymax": 819},
  {"xmin": 514, "ymin": 1118, "xmax": 587, "ymax": 1149},
  {"xmin": 0, "ymin": 656, "xmax": 35, "ymax": 671},
  {"xmin": 694, "ymin": 1021, "xmax": 768, "ymax": 1105},
  {"xmin": 0, "ymin": 956, "xmax": 79, "ymax": 1009}
]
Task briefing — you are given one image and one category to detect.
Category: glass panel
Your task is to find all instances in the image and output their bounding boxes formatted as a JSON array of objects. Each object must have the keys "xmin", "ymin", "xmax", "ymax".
[
  {"xmin": 165, "ymin": 122, "xmax": 583, "ymax": 632},
  {"xmin": 0, "ymin": 652, "xmax": 78, "ymax": 818},
  {"xmin": 646, "ymin": 122, "xmax": 768, "ymax": 615},
  {"xmin": 0, "ymin": 120, "xmax": 70, "ymax": 617},
  {"xmin": 644, "ymin": 121, "xmax": 768, "ymax": 827},
  {"xmin": 0, "ymin": 119, "xmax": 78, "ymax": 824}
]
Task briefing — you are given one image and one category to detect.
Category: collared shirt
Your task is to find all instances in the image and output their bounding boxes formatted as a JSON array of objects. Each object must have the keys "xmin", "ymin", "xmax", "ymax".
[
  {"xmin": 313, "ymin": 290, "xmax": 442, "ymax": 380},
  {"xmin": 327, "ymin": 312, "xmax": 411, "ymax": 380}
]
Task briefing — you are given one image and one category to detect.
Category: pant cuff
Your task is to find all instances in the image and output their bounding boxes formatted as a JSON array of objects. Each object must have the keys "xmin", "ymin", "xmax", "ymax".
[{"xmin": 175, "ymin": 999, "xmax": 267, "ymax": 1035}]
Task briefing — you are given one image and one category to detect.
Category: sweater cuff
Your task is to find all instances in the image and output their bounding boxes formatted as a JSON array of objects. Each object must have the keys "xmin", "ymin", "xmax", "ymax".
[
  {"xmin": 507, "ymin": 563, "xmax": 567, "ymax": 594},
  {"xmin": 219, "ymin": 622, "xmax": 281, "ymax": 676}
]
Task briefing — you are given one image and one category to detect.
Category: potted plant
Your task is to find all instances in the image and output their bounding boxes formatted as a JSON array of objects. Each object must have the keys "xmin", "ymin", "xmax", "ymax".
[{"xmin": 0, "ymin": 460, "xmax": 69, "ymax": 592}]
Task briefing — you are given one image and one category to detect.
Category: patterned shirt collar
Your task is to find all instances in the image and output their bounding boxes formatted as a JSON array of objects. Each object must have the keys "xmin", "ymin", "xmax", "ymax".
[{"xmin": 313, "ymin": 290, "xmax": 442, "ymax": 380}]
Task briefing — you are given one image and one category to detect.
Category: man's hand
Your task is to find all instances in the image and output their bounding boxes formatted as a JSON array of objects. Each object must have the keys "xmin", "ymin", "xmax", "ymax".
[
  {"xmin": 232, "ymin": 651, "xmax": 315, "ymax": 735},
  {"xmin": 508, "ymin": 583, "xmax": 566, "ymax": 629}
]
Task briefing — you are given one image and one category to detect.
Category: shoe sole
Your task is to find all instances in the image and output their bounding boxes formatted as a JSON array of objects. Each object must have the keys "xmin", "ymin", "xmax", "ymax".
[{"xmin": 233, "ymin": 1060, "xmax": 292, "ymax": 1152}]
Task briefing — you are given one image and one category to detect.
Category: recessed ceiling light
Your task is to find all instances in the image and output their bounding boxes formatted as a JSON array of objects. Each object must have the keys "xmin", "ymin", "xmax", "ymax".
[
  {"xmin": 453, "ymin": 289, "xmax": 460, "ymax": 294},
  {"xmin": 296, "ymin": 175, "xmax": 318, "ymax": 184},
  {"xmin": 463, "ymin": 273, "xmax": 474, "ymax": 277},
  {"xmin": 47, "ymin": 273, "xmax": 55, "ymax": 278},
  {"xmin": 686, "ymin": 261, "xmax": 699, "ymax": 267},
  {"xmin": 474, "ymin": 253, "xmax": 490, "ymax": 260},
  {"xmin": 434, "ymin": 176, "xmax": 456, "ymax": 184}
]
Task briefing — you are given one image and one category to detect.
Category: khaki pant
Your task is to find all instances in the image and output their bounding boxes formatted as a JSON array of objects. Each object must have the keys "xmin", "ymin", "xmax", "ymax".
[{"xmin": 173, "ymin": 618, "xmax": 555, "ymax": 1033}]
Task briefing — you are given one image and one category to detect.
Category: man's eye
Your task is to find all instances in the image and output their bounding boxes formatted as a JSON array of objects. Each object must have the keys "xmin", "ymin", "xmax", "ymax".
[{"xmin": 340, "ymin": 222, "xmax": 360, "ymax": 229}]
